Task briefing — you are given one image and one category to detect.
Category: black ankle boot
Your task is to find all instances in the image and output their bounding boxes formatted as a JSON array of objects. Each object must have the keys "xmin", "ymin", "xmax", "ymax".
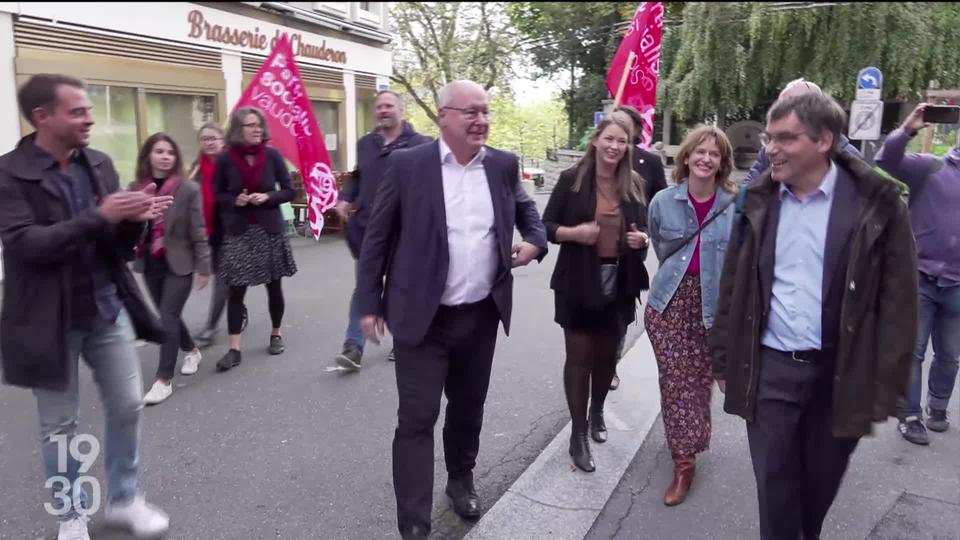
[
  {"xmin": 569, "ymin": 428, "xmax": 595, "ymax": 472},
  {"xmin": 590, "ymin": 408, "xmax": 608, "ymax": 443}
]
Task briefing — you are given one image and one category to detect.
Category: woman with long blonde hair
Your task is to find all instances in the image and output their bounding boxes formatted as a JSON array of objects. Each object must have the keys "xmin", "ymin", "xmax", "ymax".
[{"xmin": 542, "ymin": 111, "xmax": 651, "ymax": 472}]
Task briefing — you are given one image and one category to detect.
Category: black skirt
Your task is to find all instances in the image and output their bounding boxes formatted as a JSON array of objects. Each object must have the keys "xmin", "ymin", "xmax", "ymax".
[
  {"xmin": 554, "ymin": 291, "xmax": 636, "ymax": 337},
  {"xmin": 218, "ymin": 224, "xmax": 297, "ymax": 287}
]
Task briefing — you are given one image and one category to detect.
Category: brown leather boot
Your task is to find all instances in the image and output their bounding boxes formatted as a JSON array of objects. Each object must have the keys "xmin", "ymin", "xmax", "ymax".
[{"xmin": 663, "ymin": 454, "xmax": 695, "ymax": 506}]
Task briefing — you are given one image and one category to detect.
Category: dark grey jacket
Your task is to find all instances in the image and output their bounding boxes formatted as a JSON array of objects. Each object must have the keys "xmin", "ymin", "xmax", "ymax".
[
  {"xmin": 0, "ymin": 134, "xmax": 164, "ymax": 391},
  {"xmin": 131, "ymin": 178, "xmax": 211, "ymax": 276}
]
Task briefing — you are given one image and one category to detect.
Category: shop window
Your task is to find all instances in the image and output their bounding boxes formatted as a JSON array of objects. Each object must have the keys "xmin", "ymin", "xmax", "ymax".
[
  {"xmin": 311, "ymin": 101, "xmax": 342, "ymax": 171},
  {"xmin": 87, "ymin": 85, "xmax": 138, "ymax": 181},
  {"xmin": 357, "ymin": 94, "xmax": 377, "ymax": 136},
  {"xmin": 145, "ymin": 93, "xmax": 217, "ymax": 169}
]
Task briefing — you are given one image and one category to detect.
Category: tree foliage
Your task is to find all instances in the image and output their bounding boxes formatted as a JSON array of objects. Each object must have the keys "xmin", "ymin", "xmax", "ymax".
[
  {"xmin": 661, "ymin": 2, "xmax": 960, "ymax": 119},
  {"xmin": 391, "ymin": 2, "xmax": 518, "ymax": 123},
  {"xmin": 405, "ymin": 95, "xmax": 568, "ymax": 163},
  {"xmin": 507, "ymin": 2, "xmax": 637, "ymax": 148},
  {"xmin": 510, "ymin": 2, "xmax": 960, "ymax": 131}
]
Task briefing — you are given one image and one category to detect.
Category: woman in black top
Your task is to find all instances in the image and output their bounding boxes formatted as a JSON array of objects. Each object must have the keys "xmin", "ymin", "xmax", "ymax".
[
  {"xmin": 213, "ymin": 107, "xmax": 297, "ymax": 371},
  {"xmin": 542, "ymin": 111, "xmax": 651, "ymax": 472}
]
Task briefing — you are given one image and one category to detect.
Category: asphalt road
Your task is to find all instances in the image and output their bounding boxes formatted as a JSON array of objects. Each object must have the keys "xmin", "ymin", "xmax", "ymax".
[{"xmin": 0, "ymin": 193, "xmax": 646, "ymax": 540}]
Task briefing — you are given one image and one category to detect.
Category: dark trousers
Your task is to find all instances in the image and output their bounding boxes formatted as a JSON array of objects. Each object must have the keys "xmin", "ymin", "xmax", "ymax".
[
  {"xmin": 746, "ymin": 347, "xmax": 860, "ymax": 540},
  {"xmin": 144, "ymin": 266, "xmax": 196, "ymax": 380},
  {"xmin": 392, "ymin": 297, "xmax": 500, "ymax": 535},
  {"xmin": 204, "ymin": 247, "xmax": 230, "ymax": 331},
  {"xmin": 228, "ymin": 280, "xmax": 284, "ymax": 334}
]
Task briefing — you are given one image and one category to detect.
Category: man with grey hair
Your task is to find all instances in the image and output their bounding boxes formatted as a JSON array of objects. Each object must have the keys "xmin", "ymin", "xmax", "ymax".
[
  {"xmin": 357, "ymin": 80, "xmax": 547, "ymax": 540},
  {"xmin": 744, "ymin": 78, "xmax": 861, "ymax": 184},
  {"xmin": 333, "ymin": 89, "xmax": 431, "ymax": 370},
  {"xmin": 711, "ymin": 92, "xmax": 918, "ymax": 539}
]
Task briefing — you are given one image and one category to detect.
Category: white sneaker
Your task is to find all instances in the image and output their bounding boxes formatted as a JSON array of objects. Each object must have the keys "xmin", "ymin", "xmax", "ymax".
[
  {"xmin": 143, "ymin": 380, "xmax": 173, "ymax": 406},
  {"xmin": 57, "ymin": 516, "xmax": 90, "ymax": 540},
  {"xmin": 103, "ymin": 495, "xmax": 170, "ymax": 538},
  {"xmin": 180, "ymin": 348, "xmax": 202, "ymax": 375}
]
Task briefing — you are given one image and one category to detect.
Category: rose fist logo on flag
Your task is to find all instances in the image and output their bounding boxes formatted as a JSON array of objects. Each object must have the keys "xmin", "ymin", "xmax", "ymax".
[
  {"xmin": 306, "ymin": 161, "xmax": 337, "ymax": 234},
  {"xmin": 233, "ymin": 33, "xmax": 337, "ymax": 239}
]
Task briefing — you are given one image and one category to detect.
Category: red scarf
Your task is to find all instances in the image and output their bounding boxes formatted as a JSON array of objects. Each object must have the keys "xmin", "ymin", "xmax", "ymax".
[
  {"xmin": 229, "ymin": 144, "xmax": 267, "ymax": 194},
  {"xmin": 198, "ymin": 154, "xmax": 217, "ymax": 238},
  {"xmin": 136, "ymin": 176, "xmax": 181, "ymax": 259}
]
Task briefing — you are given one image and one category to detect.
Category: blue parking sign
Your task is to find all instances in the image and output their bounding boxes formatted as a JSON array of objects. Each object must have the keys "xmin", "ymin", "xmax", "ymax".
[{"xmin": 594, "ymin": 111, "xmax": 605, "ymax": 127}]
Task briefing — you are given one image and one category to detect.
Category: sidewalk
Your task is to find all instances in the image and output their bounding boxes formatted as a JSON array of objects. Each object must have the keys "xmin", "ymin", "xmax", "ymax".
[
  {"xmin": 586, "ymin": 353, "xmax": 960, "ymax": 540},
  {"xmin": 462, "ymin": 328, "xmax": 960, "ymax": 540}
]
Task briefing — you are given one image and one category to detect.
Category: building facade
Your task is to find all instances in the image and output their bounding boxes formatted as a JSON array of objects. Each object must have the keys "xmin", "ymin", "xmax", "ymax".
[{"xmin": 0, "ymin": 1, "xmax": 394, "ymax": 278}]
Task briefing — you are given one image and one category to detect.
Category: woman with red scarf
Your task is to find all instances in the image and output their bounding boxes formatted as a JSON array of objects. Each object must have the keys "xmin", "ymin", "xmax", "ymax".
[
  {"xmin": 190, "ymin": 122, "xmax": 234, "ymax": 348},
  {"xmin": 213, "ymin": 107, "xmax": 297, "ymax": 372},
  {"xmin": 133, "ymin": 133, "xmax": 211, "ymax": 405}
]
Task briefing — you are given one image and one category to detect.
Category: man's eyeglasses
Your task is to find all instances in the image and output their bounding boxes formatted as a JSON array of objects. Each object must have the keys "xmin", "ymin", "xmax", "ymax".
[
  {"xmin": 442, "ymin": 106, "xmax": 492, "ymax": 121},
  {"xmin": 759, "ymin": 130, "xmax": 809, "ymax": 147},
  {"xmin": 200, "ymin": 136, "xmax": 223, "ymax": 143}
]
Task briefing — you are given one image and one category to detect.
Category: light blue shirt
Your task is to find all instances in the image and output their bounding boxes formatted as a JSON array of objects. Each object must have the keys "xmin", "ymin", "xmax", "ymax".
[{"xmin": 761, "ymin": 162, "xmax": 838, "ymax": 351}]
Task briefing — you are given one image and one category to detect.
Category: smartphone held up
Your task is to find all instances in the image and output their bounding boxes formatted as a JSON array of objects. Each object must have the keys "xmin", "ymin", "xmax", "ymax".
[{"xmin": 922, "ymin": 105, "xmax": 960, "ymax": 124}]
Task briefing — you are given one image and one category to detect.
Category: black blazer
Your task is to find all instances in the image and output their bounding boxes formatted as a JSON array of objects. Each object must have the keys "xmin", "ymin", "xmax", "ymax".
[
  {"xmin": 634, "ymin": 147, "xmax": 668, "ymax": 204},
  {"xmin": 356, "ymin": 141, "xmax": 549, "ymax": 347},
  {"xmin": 542, "ymin": 165, "xmax": 650, "ymax": 311},
  {"xmin": 213, "ymin": 147, "xmax": 295, "ymax": 238}
]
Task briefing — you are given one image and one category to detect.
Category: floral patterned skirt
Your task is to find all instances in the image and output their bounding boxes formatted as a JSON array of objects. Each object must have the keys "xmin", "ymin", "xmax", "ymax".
[{"xmin": 644, "ymin": 273, "xmax": 713, "ymax": 456}]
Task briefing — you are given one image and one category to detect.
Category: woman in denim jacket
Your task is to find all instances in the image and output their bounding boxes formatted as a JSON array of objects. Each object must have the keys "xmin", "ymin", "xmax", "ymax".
[{"xmin": 645, "ymin": 125, "xmax": 737, "ymax": 506}]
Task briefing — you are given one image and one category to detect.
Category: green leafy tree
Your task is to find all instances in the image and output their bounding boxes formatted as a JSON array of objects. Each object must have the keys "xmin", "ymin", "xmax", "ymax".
[
  {"xmin": 661, "ymin": 2, "xmax": 960, "ymax": 119},
  {"xmin": 508, "ymin": 2, "xmax": 640, "ymax": 148},
  {"xmin": 391, "ymin": 2, "xmax": 518, "ymax": 123},
  {"xmin": 405, "ymin": 95, "xmax": 569, "ymax": 161}
]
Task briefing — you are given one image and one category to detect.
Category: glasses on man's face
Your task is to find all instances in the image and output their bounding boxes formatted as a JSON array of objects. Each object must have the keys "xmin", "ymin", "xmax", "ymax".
[
  {"xmin": 200, "ymin": 136, "xmax": 222, "ymax": 143},
  {"xmin": 443, "ymin": 106, "xmax": 492, "ymax": 121},
  {"xmin": 759, "ymin": 130, "xmax": 809, "ymax": 147}
]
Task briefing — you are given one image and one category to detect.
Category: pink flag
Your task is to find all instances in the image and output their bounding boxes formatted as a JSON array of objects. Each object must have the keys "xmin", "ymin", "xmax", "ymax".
[
  {"xmin": 233, "ymin": 34, "xmax": 337, "ymax": 239},
  {"xmin": 605, "ymin": 2, "xmax": 664, "ymax": 148}
]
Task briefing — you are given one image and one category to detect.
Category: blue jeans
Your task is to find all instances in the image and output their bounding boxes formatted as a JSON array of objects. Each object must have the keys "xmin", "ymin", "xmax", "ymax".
[
  {"xmin": 33, "ymin": 309, "xmax": 143, "ymax": 518},
  {"xmin": 343, "ymin": 262, "xmax": 366, "ymax": 353},
  {"xmin": 903, "ymin": 273, "xmax": 960, "ymax": 417}
]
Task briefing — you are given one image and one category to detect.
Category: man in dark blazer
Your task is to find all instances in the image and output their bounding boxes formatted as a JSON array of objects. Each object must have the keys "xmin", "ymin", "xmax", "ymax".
[{"xmin": 356, "ymin": 80, "xmax": 548, "ymax": 540}]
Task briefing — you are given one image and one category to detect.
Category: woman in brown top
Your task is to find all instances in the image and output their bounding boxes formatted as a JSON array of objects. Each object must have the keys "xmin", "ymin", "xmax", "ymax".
[{"xmin": 542, "ymin": 112, "xmax": 651, "ymax": 472}]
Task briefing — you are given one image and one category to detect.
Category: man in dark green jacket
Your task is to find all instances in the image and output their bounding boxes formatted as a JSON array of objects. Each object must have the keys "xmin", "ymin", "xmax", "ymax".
[{"xmin": 711, "ymin": 92, "xmax": 918, "ymax": 540}]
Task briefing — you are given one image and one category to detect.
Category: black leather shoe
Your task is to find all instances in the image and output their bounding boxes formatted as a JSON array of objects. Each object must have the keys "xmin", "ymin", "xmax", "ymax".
[
  {"xmin": 590, "ymin": 409, "xmax": 608, "ymax": 443},
  {"xmin": 401, "ymin": 524, "xmax": 428, "ymax": 540},
  {"xmin": 216, "ymin": 349, "xmax": 242, "ymax": 372},
  {"xmin": 570, "ymin": 430, "xmax": 595, "ymax": 472},
  {"xmin": 445, "ymin": 475, "xmax": 481, "ymax": 520}
]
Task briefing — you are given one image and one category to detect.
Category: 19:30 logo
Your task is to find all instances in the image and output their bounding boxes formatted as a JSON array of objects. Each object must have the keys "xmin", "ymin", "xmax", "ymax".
[{"xmin": 44, "ymin": 434, "xmax": 102, "ymax": 516}]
